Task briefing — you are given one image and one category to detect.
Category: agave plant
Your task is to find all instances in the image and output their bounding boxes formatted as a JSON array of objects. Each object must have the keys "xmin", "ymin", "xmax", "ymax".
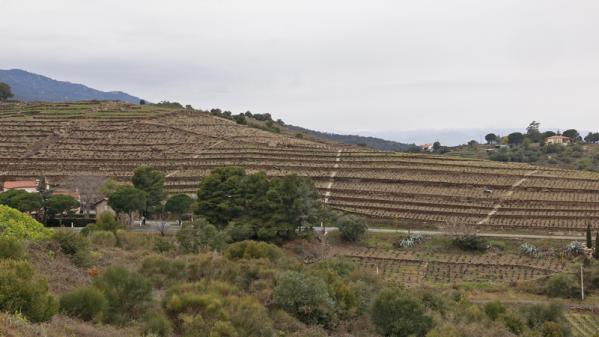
[
  {"xmin": 519, "ymin": 243, "xmax": 538, "ymax": 256},
  {"xmin": 566, "ymin": 241, "xmax": 584, "ymax": 255},
  {"xmin": 396, "ymin": 233, "xmax": 425, "ymax": 248}
]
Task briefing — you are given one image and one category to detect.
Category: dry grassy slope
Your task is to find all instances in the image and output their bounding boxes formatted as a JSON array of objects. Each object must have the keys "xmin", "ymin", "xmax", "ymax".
[{"xmin": 1, "ymin": 101, "xmax": 599, "ymax": 232}]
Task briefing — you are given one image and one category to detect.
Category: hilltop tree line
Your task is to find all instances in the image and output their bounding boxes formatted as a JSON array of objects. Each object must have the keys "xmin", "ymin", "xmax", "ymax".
[
  {"xmin": 482, "ymin": 121, "xmax": 599, "ymax": 170},
  {"xmin": 483, "ymin": 121, "xmax": 594, "ymax": 146}
]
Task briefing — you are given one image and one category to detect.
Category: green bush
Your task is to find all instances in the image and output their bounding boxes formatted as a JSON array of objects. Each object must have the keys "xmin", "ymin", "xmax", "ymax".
[
  {"xmin": 335, "ymin": 214, "xmax": 368, "ymax": 242},
  {"xmin": 483, "ymin": 301, "xmax": 506, "ymax": 320},
  {"xmin": 139, "ymin": 255, "xmax": 187, "ymax": 288},
  {"xmin": 503, "ymin": 313, "xmax": 525, "ymax": 335},
  {"xmin": 370, "ymin": 287, "xmax": 433, "ymax": 337},
  {"xmin": 59, "ymin": 287, "xmax": 107, "ymax": 322},
  {"xmin": 453, "ymin": 234, "xmax": 488, "ymax": 252},
  {"xmin": 273, "ymin": 271, "xmax": 336, "ymax": 326},
  {"xmin": 224, "ymin": 240, "xmax": 283, "ymax": 262},
  {"xmin": 176, "ymin": 218, "xmax": 229, "ymax": 253},
  {"xmin": 93, "ymin": 266, "xmax": 152, "ymax": 324},
  {"xmin": 0, "ymin": 260, "xmax": 58, "ymax": 322},
  {"xmin": 142, "ymin": 311, "xmax": 172, "ymax": 337},
  {"xmin": 544, "ymin": 273, "xmax": 579, "ymax": 298},
  {"xmin": 153, "ymin": 236, "xmax": 176, "ymax": 253},
  {"xmin": 88, "ymin": 230, "xmax": 117, "ymax": 246},
  {"xmin": 162, "ymin": 280, "xmax": 275, "ymax": 337},
  {"xmin": 0, "ymin": 205, "xmax": 52, "ymax": 240},
  {"xmin": 52, "ymin": 228, "xmax": 92, "ymax": 267},
  {"xmin": 0, "ymin": 237, "xmax": 26, "ymax": 259}
]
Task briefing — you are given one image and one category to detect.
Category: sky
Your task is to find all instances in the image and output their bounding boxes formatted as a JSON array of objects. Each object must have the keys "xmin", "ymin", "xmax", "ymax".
[{"xmin": 1, "ymin": 0, "xmax": 599, "ymax": 143}]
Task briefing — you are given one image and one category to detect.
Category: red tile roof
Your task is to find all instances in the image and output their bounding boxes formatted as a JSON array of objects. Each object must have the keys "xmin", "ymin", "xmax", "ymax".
[{"xmin": 3, "ymin": 180, "xmax": 38, "ymax": 189}]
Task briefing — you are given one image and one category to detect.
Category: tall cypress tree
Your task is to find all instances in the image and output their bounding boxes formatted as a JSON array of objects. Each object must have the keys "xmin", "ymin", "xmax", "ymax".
[
  {"xmin": 587, "ymin": 224, "xmax": 593, "ymax": 249},
  {"xmin": 594, "ymin": 232, "xmax": 599, "ymax": 259}
]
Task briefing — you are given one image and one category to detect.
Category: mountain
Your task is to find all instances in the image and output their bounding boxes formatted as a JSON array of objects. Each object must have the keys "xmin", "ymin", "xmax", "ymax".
[
  {"xmin": 0, "ymin": 69, "xmax": 141, "ymax": 103},
  {"xmin": 285, "ymin": 124, "xmax": 417, "ymax": 152}
]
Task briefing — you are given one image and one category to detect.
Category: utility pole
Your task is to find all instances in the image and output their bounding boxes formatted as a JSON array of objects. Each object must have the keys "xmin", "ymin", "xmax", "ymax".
[{"xmin": 581, "ymin": 264, "xmax": 585, "ymax": 301}]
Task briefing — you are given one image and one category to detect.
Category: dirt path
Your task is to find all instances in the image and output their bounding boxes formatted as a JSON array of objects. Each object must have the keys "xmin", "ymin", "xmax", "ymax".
[
  {"xmin": 324, "ymin": 227, "xmax": 585, "ymax": 241},
  {"xmin": 478, "ymin": 169, "xmax": 538, "ymax": 225},
  {"xmin": 323, "ymin": 149, "xmax": 342, "ymax": 204}
]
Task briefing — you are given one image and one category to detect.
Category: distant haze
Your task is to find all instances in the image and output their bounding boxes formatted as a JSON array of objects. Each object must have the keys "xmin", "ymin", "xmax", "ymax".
[{"xmin": 1, "ymin": 0, "xmax": 599, "ymax": 135}]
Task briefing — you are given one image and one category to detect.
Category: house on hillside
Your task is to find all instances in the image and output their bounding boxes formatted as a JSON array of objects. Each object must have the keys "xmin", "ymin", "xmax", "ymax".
[
  {"xmin": 419, "ymin": 144, "xmax": 434, "ymax": 152},
  {"xmin": 2, "ymin": 180, "xmax": 38, "ymax": 193},
  {"xmin": 545, "ymin": 135, "xmax": 571, "ymax": 145},
  {"xmin": 92, "ymin": 198, "xmax": 115, "ymax": 217}
]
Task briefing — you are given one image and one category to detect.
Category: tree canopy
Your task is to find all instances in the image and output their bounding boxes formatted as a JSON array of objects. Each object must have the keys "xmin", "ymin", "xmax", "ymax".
[
  {"xmin": 507, "ymin": 132, "xmax": 524, "ymax": 145},
  {"xmin": 0, "ymin": 205, "xmax": 52, "ymax": 240},
  {"xmin": 108, "ymin": 186, "xmax": 147, "ymax": 224},
  {"xmin": 132, "ymin": 166, "xmax": 165, "ymax": 214},
  {"xmin": 164, "ymin": 194, "xmax": 193, "ymax": 223},
  {"xmin": 46, "ymin": 194, "xmax": 80, "ymax": 224},
  {"xmin": 0, "ymin": 190, "xmax": 42, "ymax": 213},
  {"xmin": 485, "ymin": 133, "xmax": 498, "ymax": 144},
  {"xmin": 195, "ymin": 167, "xmax": 321, "ymax": 242},
  {"xmin": 0, "ymin": 82, "xmax": 13, "ymax": 101}
]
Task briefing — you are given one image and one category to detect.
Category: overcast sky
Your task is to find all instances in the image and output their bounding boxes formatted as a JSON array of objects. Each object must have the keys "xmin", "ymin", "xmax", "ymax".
[{"xmin": 2, "ymin": 0, "xmax": 599, "ymax": 138}]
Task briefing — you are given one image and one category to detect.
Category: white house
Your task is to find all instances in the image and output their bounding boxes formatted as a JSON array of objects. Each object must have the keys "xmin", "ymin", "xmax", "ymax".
[{"xmin": 545, "ymin": 135, "xmax": 571, "ymax": 145}]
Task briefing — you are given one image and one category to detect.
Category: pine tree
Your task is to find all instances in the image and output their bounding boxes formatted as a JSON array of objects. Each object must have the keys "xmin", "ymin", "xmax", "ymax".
[
  {"xmin": 587, "ymin": 224, "xmax": 593, "ymax": 249},
  {"xmin": 594, "ymin": 232, "xmax": 599, "ymax": 259}
]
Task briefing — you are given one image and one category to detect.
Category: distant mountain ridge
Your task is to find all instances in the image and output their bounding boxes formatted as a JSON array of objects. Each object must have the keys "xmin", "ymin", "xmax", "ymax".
[
  {"xmin": 286, "ymin": 124, "xmax": 417, "ymax": 152},
  {"xmin": 0, "ymin": 69, "xmax": 141, "ymax": 103}
]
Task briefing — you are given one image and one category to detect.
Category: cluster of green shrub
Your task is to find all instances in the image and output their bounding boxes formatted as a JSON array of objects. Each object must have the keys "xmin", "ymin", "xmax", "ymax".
[{"xmin": 193, "ymin": 166, "xmax": 321, "ymax": 243}]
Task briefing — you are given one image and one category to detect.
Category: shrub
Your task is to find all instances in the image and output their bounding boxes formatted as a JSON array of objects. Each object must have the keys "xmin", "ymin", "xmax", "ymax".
[
  {"xmin": 59, "ymin": 287, "xmax": 107, "ymax": 322},
  {"xmin": 0, "ymin": 205, "xmax": 52, "ymax": 240},
  {"xmin": 0, "ymin": 260, "xmax": 58, "ymax": 322},
  {"xmin": 273, "ymin": 271, "xmax": 336, "ymax": 326},
  {"xmin": 162, "ymin": 280, "xmax": 275, "ymax": 337},
  {"xmin": 142, "ymin": 311, "xmax": 172, "ymax": 337},
  {"xmin": 176, "ymin": 218, "xmax": 229, "ymax": 253},
  {"xmin": 503, "ymin": 313, "xmax": 525, "ymax": 335},
  {"xmin": 95, "ymin": 211, "xmax": 122, "ymax": 232},
  {"xmin": 544, "ymin": 273, "xmax": 579, "ymax": 298},
  {"xmin": 139, "ymin": 256, "xmax": 187, "ymax": 288},
  {"xmin": 93, "ymin": 266, "xmax": 152, "ymax": 324},
  {"xmin": 88, "ymin": 230, "xmax": 117, "ymax": 246},
  {"xmin": 483, "ymin": 301, "xmax": 506, "ymax": 321},
  {"xmin": 336, "ymin": 214, "xmax": 368, "ymax": 242},
  {"xmin": 453, "ymin": 234, "xmax": 488, "ymax": 252},
  {"xmin": 521, "ymin": 302, "xmax": 565, "ymax": 329},
  {"xmin": 0, "ymin": 237, "xmax": 26, "ymax": 259},
  {"xmin": 224, "ymin": 240, "xmax": 283, "ymax": 262},
  {"xmin": 52, "ymin": 228, "xmax": 92, "ymax": 267},
  {"xmin": 370, "ymin": 287, "xmax": 433, "ymax": 337},
  {"xmin": 153, "ymin": 237, "xmax": 176, "ymax": 253}
]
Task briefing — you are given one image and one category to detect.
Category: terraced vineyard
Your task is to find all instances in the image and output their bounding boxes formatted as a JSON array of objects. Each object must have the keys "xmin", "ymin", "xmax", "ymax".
[
  {"xmin": 2, "ymin": 101, "xmax": 599, "ymax": 232},
  {"xmin": 565, "ymin": 313, "xmax": 599, "ymax": 337},
  {"xmin": 337, "ymin": 247, "xmax": 569, "ymax": 286}
]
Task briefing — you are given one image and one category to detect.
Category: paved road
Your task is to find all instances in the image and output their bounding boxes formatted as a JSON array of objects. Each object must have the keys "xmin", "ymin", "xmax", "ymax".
[{"xmin": 130, "ymin": 221, "xmax": 584, "ymax": 241}]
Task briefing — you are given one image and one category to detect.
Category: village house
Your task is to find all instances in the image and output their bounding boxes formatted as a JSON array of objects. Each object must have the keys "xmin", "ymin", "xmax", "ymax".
[
  {"xmin": 1, "ymin": 180, "xmax": 39, "ymax": 193},
  {"xmin": 545, "ymin": 135, "xmax": 571, "ymax": 145},
  {"xmin": 419, "ymin": 143, "xmax": 434, "ymax": 152},
  {"xmin": 92, "ymin": 198, "xmax": 116, "ymax": 217}
]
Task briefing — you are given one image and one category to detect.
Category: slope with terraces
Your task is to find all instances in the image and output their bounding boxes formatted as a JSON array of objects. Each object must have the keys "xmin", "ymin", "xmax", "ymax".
[{"xmin": 1, "ymin": 101, "xmax": 598, "ymax": 232}]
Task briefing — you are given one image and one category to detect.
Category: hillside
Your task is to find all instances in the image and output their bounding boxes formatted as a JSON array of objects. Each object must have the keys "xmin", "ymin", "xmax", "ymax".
[
  {"xmin": 0, "ymin": 69, "xmax": 141, "ymax": 103},
  {"xmin": 2, "ymin": 101, "xmax": 599, "ymax": 233},
  {"xmin": 285, "ymin": 124, "xmax": 418, "ymax": 152}
]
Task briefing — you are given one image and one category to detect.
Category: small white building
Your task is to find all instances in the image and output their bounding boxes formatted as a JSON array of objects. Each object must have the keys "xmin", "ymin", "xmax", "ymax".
[
  {"xmin": 545, "ymin": 135, "xmax": 571, "ymax": 145},
  {"xmin": 419, "ymin": 144, "xmax": 434, "ymax": 152}
]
